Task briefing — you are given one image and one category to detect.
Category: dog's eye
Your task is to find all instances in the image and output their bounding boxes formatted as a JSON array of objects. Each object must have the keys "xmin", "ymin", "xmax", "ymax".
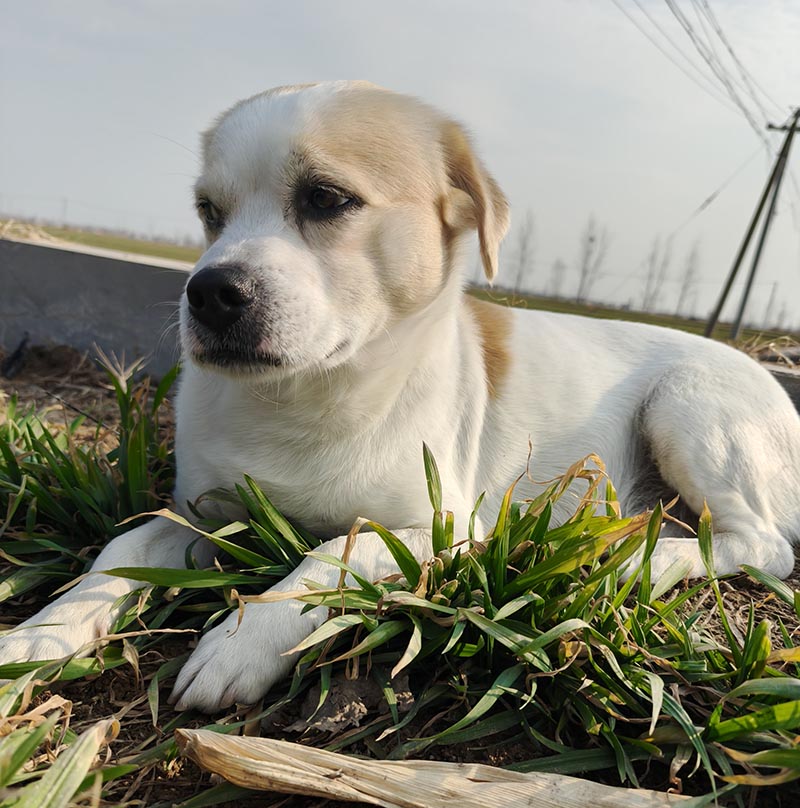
[
  {"xmin": 196, "ymin": 198, "xmax": 223, "ymax": 230},
  {"xmin": 299, "ymin": 185, "xmax": 360, "ymax": 219},
  {"xmin": 310, "ymin": 187, "xmax": 349, "ymax": 210}
]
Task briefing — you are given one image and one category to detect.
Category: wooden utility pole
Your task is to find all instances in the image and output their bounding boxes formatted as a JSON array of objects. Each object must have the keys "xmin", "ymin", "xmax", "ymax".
[{"xmin": 704, "ymin": 108, "xmax": 800, "ymax": 338}]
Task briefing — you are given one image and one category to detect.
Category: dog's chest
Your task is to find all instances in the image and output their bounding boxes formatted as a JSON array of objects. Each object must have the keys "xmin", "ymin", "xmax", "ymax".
[{"xmin": 175, "ymin": 389, "xmax": 431, "ymax": 536}]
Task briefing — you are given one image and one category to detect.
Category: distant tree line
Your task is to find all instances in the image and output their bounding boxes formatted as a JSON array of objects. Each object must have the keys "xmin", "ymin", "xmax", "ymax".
[{"xmin": 485, "ymin": 209, "xmax": 794, "ymax": 332}]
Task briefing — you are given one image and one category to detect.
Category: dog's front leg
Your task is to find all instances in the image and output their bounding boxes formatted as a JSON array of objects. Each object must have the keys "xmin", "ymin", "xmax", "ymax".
[
  {"xmin": 170, "ymin": 528, "xmax": 433, "ymax": 713},
  {"xmin": 0, "ymin": 517, "xmax": 212, "ymax": 665}
]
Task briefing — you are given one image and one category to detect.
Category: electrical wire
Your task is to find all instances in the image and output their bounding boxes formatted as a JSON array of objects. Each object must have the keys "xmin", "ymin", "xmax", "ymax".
[
  {"xmin": 628, "ymin": 0, "xmax": 739, "ymax": 108},
  {"xmin": 662, "ymin": 0, "xmax": 770, "ymax": 148},
  {"xmin": 605, "ymin": 144, "xmax": 771, "ymax": 298},
  {"xmin": 694, "ymin": 0, "xmax": 786, "ymax": 118},
  {"xmin": 609, "ymin": 0, "xmax": 737, "ymax": 112}
]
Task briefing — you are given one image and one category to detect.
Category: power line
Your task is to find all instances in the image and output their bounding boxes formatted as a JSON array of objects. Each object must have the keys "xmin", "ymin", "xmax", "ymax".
[
  {"xmin": 663, "ymin": 0, "xmax": 770, "ymax": 148},
  {"xmin": 666, "ymin": 144, "xmax": 765, "ymax": 235},
  {"xmin": 628, "ymin": 0, "xmax": 740, "ymax": 109},
  {"xmin": 693, "ymin": 0, "xmax": 785, "ymax": 118},
  {"xmin": 687, "ymin": 0, "xmax": 771, "ymax": 123},
  {"xmin": 609, "ymin": 0, "xmax": 738, "ymax": 113}
]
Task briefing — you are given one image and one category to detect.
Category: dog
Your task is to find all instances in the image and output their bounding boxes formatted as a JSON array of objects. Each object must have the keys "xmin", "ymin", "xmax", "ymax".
[{"xmin": 2, "ymin": 81, "xmax": 799, "ymax": 713}]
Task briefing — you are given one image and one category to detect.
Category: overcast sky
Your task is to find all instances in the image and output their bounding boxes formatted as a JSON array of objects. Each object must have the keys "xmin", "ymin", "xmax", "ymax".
[{"xmin": 1, "ymin": 0, "xmax": 799, "ymax": 328}]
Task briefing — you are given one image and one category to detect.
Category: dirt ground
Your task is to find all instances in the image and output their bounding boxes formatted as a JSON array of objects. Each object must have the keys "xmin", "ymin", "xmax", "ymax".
[{"xmin": 2, "ymin": 343, "xmax": 800, "ymax": 807}]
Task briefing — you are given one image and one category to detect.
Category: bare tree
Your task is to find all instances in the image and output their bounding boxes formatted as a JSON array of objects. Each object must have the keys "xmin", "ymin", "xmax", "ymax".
[
  {"xmin": 575, "ymin": 216, "xmax": 608, "ymax": 304},
  {"xmin": 675, "ymin": 241, "xmax": 699, "ymax": 318},
  {"xmin": 776, "ymin": 302, "xmax": 789, "ymax": 331},
  {"xmin": 763, "ymin": 282, "xmax": 778, "ymax": 329},
  {"xmin": 641, "ymin": 236, "xmax": 673, "ymax": 313},
  {"xmin": 511, "ymin": 209, "xmax": 535, "ymax": 295},
  {"xmin": 549, "ymin": 259, "xmax": 567, "ymax": 298}
]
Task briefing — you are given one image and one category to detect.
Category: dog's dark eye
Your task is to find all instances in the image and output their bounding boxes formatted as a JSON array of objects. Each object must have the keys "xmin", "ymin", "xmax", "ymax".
[
  {"xmin": 299, "ymin": 185, "xmax": 360, "ymax": 219},
  {"xmin": 196, "ymin": 198, "xmax": 223, "ymax": 230},
  {"xmin": 310, "ymin": 187, "xmax": 349, "ymax": 210}
]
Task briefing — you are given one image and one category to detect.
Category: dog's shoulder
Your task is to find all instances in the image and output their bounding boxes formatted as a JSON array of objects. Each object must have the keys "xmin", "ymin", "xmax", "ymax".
[{"xmin": 463, "ymin": 295, "xmax": 514, "ymax": 398}]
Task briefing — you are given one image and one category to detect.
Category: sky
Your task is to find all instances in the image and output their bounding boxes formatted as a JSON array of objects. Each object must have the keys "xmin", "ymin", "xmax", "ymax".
[{"xmin": 1, "ymin": 0, "xmax": 799, "ymax": 329}]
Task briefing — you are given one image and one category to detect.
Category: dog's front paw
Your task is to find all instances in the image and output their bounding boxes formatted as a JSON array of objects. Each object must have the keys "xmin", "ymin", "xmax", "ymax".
[
  {"xmin": 0, "ymin": 601, "xmax": 110, "ymax": 666},
  {"xmin": 169, "ymin": 598, "xmax": 325, "ymax": 713},
  {"xmin": 619, "ymin": 538, "xmax": 704, "ymax": 584}
]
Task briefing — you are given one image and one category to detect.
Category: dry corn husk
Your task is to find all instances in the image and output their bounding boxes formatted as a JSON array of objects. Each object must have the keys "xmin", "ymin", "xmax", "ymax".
[{"xmin": 175, "ymin": 728, "xmax": 689, "ymax": 807}]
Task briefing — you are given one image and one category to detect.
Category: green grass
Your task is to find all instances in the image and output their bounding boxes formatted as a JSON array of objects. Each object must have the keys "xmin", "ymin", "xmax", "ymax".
[
  {"xmin": 40, "ymin": 226, "xmax": 203, "ymax": 263},
  {"xmin": 471, "ymin": 287, "xmax": 798, "ymax": 343},
  {"xmin": 2, "ymin": 362, "xmax": 800, "ymax": 805}
]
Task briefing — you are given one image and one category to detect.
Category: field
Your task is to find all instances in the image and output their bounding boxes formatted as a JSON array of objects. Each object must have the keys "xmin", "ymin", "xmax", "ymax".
[
  {"xmin": 0, "ymin": 220, "xmax": 203, "ymax": 264},
  {"xmin": 2, "ymin": 226, "xmax": 800, "ymax": 806},
  {"xmin": 4, "ymin": 220, "xmax": 795, "ymax": 343},
  {"xmin": 471, "ymin": 287, "xmax": 798, "ymax": 344}
]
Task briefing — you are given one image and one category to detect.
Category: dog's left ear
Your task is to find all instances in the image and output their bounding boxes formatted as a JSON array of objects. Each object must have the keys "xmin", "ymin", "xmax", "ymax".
[{"xmin": 440, "ymin": 120, "xmax": 510, "ymax": 282}]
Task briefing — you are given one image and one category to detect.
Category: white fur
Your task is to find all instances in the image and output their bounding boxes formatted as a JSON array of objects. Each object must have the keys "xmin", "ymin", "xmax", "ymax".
[{"xmin": 2, "ymin": 82, "xmax": 799, "ymax": 713}]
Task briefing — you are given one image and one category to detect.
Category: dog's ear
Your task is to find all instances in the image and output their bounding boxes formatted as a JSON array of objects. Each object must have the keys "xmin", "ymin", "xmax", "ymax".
[{"xmin": 440, "ymin": 120, "xmax": 510, "ymax": 282}]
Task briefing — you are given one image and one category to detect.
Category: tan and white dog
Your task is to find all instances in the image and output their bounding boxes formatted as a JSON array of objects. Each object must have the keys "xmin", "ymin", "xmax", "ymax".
[{"xmin": 2, "ymin": 82, "xmax": 800, "ymax": 712}]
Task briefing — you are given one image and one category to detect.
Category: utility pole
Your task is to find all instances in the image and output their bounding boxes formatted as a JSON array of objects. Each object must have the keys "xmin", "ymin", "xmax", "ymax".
[{"xmin": 704, "ymin": 108, "xmax": 800, "ymax": 338}]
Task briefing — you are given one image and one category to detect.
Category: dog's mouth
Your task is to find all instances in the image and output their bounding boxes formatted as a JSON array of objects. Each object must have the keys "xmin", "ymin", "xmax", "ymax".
[
  {"xmin": 190, "ymin": 339, "xmax": 350, "ymax": 374},
  {"xmin": 192, "ymin": 347, "xmax": 285, "ymax": 370}
]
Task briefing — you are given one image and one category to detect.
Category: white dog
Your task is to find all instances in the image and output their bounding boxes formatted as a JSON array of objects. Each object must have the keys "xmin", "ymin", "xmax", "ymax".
[{"xmin": 2, "ymin": 82, "xmax": 799, "ymax": 713}]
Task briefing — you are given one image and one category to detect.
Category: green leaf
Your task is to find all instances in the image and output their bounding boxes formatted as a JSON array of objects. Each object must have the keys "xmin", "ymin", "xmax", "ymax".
[
  {"xmin": 459, "ymin": 609, "xmax": 549, "ymax": 671},
  {"xmin": 468, "ymin": 491, "xmax": 485, "ymax": 542},
  {"xmin": 304, "ymin": 551, "xmax": 382, "ymax": 595},
  {"xmin": 331, "ymin": 620, "xmax": 406, "ymax": 662},
  {"xmin": 102, "ymin": 566, "xmax": 257, "ymax": 588},
  {"xmin": 382, "ymin": 590, "xmax": 456, "ymax": 615},
  {"xmin": 288, "ymin": 613, "xmax": 363, "ymax": 654},
  {"xmin": 742, "ymin": 564, "xmax": 795, "ymax": 606},
  {"xmin": 0, "ymin": 650, "xmax": 127, "ymax": 683},
  {"xmin": 0, "ymin": 567, "xmax": 52, "ymax": 605},
  {"xmin": 726, "ymin": 678, "xmax": 800, "ymax": 702},
  {"xmin": 364, "ymin": 521, "xmax": 421, "ymax": 588},
  {"xmin": 242, "ymin": 474, "xmax": 312, "ymax": 559},
  {"xmin": 740, "ymin": 618, "xmax": 770, "ymax": 680},
  {"xmin": 707, "ymin": 699, "xmax": 800, "ymax": 742},
  {"xmin": 432, "ymin": 664, "xmax": 525, "ymax": 742},
  {"xmin": 152, "ymin": 363, "xmax": 180, "ymax": 414},
  {"xmin": 422, "ymin": 443, "xmax": 443, "ymax": 512}
]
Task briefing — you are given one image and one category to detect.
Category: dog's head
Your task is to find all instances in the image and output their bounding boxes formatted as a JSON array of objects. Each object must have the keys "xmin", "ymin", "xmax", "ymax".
[{"xmin": 181, "ymin": 81, "xmax": 509, "ymax": 376}]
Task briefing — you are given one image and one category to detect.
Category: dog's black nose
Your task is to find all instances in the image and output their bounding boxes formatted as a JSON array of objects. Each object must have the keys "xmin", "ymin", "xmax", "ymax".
[{"xmin": 186, "ymin": 265, "xmax": 254, "ymax": 333}]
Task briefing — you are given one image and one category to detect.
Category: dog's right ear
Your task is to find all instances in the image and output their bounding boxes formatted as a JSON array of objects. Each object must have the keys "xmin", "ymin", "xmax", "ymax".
[{"xmin": 440, "ymin": 120, "xmax": 510, "ymax": 282}]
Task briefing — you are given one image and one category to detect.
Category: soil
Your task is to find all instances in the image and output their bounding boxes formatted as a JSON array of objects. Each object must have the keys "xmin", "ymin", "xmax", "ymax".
[{"xmin": 2, "ymin": 343, "xmax": 800, "ymax": 807}]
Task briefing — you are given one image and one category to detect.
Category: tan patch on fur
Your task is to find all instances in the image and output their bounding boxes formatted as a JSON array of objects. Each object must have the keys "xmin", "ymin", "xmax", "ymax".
[
  {"xmin": 466, "ymin": 296, "xmax": 512, "ymax": 398},
  {"xmin": 306, "ymin": 87, "xmax": 448, "ymax": 204}
]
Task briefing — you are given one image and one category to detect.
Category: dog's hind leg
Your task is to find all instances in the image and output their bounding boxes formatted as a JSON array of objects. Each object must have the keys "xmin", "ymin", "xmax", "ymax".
[{"xmin": 638, "ymin": 358, "xmax": 800, "ymax": 580}]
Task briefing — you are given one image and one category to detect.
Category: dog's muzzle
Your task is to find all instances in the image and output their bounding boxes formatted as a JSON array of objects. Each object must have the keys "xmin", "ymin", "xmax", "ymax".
[{"xmin": 186, "ymin": 264, "xmax": 257, "ymax": 334}]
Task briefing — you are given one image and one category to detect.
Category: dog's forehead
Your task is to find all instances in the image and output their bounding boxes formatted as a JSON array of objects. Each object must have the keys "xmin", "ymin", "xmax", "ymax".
[{"xmin": 201, "ymin": 82, "xmax": 447, "ymax": 198}]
